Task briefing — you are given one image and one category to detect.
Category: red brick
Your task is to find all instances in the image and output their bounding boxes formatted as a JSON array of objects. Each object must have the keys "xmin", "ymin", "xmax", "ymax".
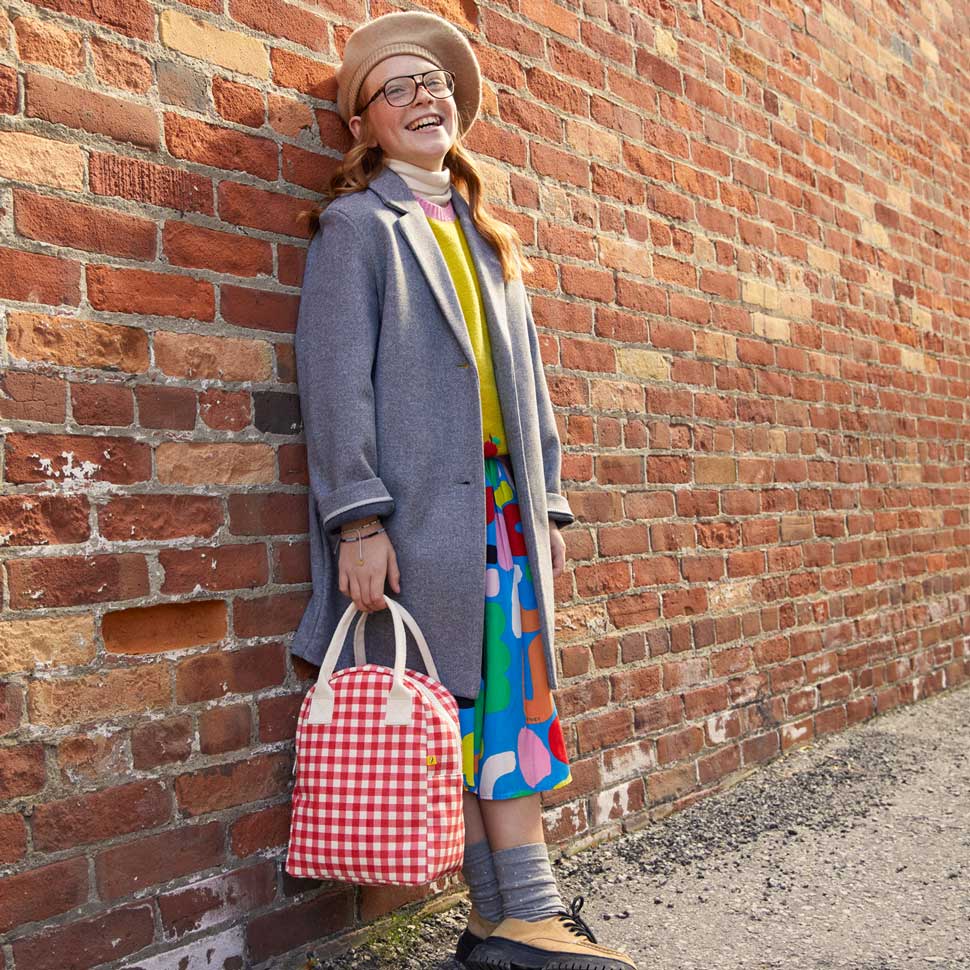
[
  {"xmin": 90, "ymin": 151, "xmax": 213, "ymax": 214},
  {"xmin": 218, "ymin": 181, "xmax": 311, "ymax": 237},
  {"xmin": 32, "ymin": 780, "xmax": 169, "ymax": 851},
  {"xmin": 212, "ymin": 76, "xmax": 265, "ymax": 127},
  {"xmin": 0, "ymin": 370, "xmax": 66, "ymax": 423},
  {"xmin": 160, "ymin": 543, "xmax": 268, "ymax": 594},
  {"xmin": 230, "ymin": 803, "xmax": 290, "ymax": 857},
  {"xmin": 228, "ymin": 492, "xmax": 308, "ymax": 536},
  {"xmin": 70, "ymin": 380, "xmax": 134, "ymax": 426},
  {"xmin": 282, "ymin": 143, "xmax": 337, "ymax": 192},
  {"xmin": 12, "ymin": 904, "xmax": 155, "ymax": 970},
  {"xmin": 87, "ymin": 265, "xmax": 215, "ymax": 320},
  {"xmin": 163, "ymin": 220, "xmax": 273, "ymax": 277},
  {"xmin": 158, "ymin": 862, "xmax": 275, "ymax": 939},
  {"xmin": 6, "ymin": 553, "xmax": 149, "ymax": 609},
  {"xmin": 220, "ymin": 284, "xmax": 300, "ymax": 333},
  {"xmin": 233, "ymin": 590, "xmax": 309, "ymax": 637},
  {"xmin": 57, "ymin": 731, "xmax": 128, "ymax": 784},
  {"xmin": 14, "ymin": 190, "xmax": 156, "ymax": 259},
  {"xmin": 135, "ymin": 383, "xmax": 197, "ymax": 429},
  {"xmin": 90, "ymin": 35, "xmax": 153, "ymax": 93},
  {"xmin": 0, "ymin": 683, "xmax": 25, "ymax": 736},
  {"xmin": 6, "ymin": 434, "xmax": 152, "ymax": 485},
  {"xmin": 14, "ymin": 17, "xmax": 85, "ymax": 74},
  {"xmin": 247, "ymin": 891, "xmax": 353, "ymax": 964},
  {"xmin": 31, "ymin": 0, "xmax": 155, "ymax": 41},
  {"xmin": 273, "ymin": 540, "xmax": 310, "ymax": 584},
  {"xmin": 102, "ymin": 599, "xmax": 228, "ymax": 655},
  {"xmin": 164, "ymin": 112, "xmax": 277, "ymax": 180},
  {"xmin": 0, "ymin": 65, "xmax": 16, "ymax": 113},
  {"xmin": 199, "ymin": 703, "xmax": 252, "ymax": 754},
  {"xmin": 229, "ymin": 0, "xmax": 329, "ymax": 51},
  {"xmin": 257, "ymin": 691, "xmax": 302, "ymax": 742},
  {"xmin": 200, "ymin": 389, "xmax": 251, "ymax": 430},
  {"xmin": 99, "ymin": 494, "xmax": 223, "ymax": 541},
  {"xmin": 131, "ymin": 716, "xmax": 193, "ymax": 769},
  {"xmin": 0, "ymin": 856, "xmax": 88, "ymax": 933},
  {"xmin": 176, "ymin": 642, "xmax": 286, "ymax": 703},
  {"xmin": 175, "ymin": 752, "xmax": 291, "ymax": 816},
  {"xmin": 96, "ymin": 821, "xmax": 225, "ymax": 900},
  {"xmin": 26, "ymin": 72, "xmax": 158, "ymax": 149},
  {"xmin": 270, "ymin": 47, "xmax": 335, "ymax": 98},
  {"xmin": 0, "ymin": 493, "xmax": 89, "ymax": 547},
  {"xmin": 576, "ymin": 708, "xmax": 634, "ymax": 754},
  {"xmin": 0, "ymin": 743, "xmax": 46, "ymax": 799},
  {"xmin": 0, "ymin": 813, "xmax": 28, "ymax": 864},
  {"xmin": 0, "ymin": 246, "xmax": 81, "ymax": 306}
]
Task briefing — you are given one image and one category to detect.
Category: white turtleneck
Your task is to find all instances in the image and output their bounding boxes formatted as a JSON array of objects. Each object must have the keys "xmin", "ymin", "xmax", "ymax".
[{"xmin": 385, "ymin": 156, "xmax": 453, "ymax": 206}]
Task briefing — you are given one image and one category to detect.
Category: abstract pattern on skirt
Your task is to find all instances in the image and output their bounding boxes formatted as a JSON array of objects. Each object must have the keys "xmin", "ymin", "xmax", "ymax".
[{"xmin": 455, "ymin": 438, "xmax": 572, "ymax": 800}]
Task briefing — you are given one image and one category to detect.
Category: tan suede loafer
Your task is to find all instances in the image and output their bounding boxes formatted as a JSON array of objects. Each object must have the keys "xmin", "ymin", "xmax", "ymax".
[
  {"xmin": 466, "ymin": 895, "xmax": 637, "ymax": 970},
  {"xmin": 455, "ymin": 906, "xmax": 501, "ymax": 966}
]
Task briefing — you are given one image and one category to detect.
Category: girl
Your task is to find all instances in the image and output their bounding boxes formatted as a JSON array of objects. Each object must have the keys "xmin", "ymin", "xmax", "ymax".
[{"xmin": 291, "ymin": 10, "xmax": 637, "ymax": 970}]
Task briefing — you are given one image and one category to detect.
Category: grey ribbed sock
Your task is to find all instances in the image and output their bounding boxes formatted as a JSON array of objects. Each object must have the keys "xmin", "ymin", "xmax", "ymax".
[
  {"xmin": 461, "ymin": 839, "xmax": 504, "ymax": 923},
  {"xmin": 492, "ymin": 841, "xmax": 564, "ymax": 922}
]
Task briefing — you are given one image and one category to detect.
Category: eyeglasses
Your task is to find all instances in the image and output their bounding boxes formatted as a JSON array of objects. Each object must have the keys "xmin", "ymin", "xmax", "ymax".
[{"xmin": 358, "ymin": 70, "xmax": 455, "ymax": 114}]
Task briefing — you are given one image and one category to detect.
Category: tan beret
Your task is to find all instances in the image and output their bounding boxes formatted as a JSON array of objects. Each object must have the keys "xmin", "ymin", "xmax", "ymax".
[{"xmin": 336, "ymin": 10, "xmax": 482, "ymax": 136}]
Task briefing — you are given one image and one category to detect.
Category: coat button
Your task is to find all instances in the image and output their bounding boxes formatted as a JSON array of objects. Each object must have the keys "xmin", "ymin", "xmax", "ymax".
[{"xmin": 457, "ymin": 361, "xmax": 469, "ymax": 368}]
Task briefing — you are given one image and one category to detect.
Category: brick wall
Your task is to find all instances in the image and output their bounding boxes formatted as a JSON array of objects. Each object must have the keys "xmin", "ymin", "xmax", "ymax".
[{"xmin": 1, "ymin": 0, "xmax": 969, "ymax": 966}]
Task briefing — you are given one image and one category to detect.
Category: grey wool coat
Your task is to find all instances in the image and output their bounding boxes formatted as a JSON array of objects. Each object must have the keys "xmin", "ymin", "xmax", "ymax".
[{"xmin": 289, "ymin": 164, "xmax": 575, "ymax": 700}]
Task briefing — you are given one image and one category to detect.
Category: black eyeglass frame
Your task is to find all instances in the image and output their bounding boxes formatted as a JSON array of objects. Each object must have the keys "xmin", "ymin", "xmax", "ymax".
[{"xmin": 357, "ymin": 70, "xmax": 456, "ymax": 115}]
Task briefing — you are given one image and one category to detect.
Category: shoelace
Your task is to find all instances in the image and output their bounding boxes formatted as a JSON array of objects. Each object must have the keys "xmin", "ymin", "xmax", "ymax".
[{"xmin": 556, "ymin": 895, "xmax": 597, "ymax": 944}]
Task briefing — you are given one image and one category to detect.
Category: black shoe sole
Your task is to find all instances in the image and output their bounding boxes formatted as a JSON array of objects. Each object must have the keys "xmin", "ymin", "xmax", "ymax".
[
  {"xmin": 466, "ymin": 938, "xmax": 633, "ymax": 970},
  {"xmin": 455, "ymin": 929, "xmax": 486, "ymax": 966}
]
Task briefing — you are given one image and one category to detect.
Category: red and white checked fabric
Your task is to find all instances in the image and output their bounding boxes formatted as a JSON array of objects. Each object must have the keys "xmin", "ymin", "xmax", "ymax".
[{"xmin": 286, "ymin": 598, "xmax": 464, "ymax": 886}]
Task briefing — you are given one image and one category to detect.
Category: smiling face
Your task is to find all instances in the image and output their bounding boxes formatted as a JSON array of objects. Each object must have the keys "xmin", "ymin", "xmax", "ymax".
[{"xmin": 348, "ymin": 53, "xmax": 459, "ymax": 172}]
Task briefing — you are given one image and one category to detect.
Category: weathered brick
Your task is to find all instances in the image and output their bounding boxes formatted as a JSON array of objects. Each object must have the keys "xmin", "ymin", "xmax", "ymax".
[
  {"xmin": 228, "ymin": 492, "xmax": 308, "ymax": 536},
  {"xmin": 57, "ymin": 731, "xmax": 128, "ymax": 785},
  {"xmin": 158, "ymin": 862, "xmax": 275, "ymax": 939},
  {"xmin": 29, "ymin": 664, "xmax": 170, "ymax": 728},
  {"xmin": 0, "ymin": 613, "xmax": 95, "ymax": 674},
  {"xmin": 90, "ymin": 36, "xmax": 153, "ymax": 93},
  {"xmin": 0, "ymin": 370, "xmax": 66, "ymax": 424},
  {"xmin": 229, "ymin": 803, "xmax": 290, "ymax": 857},
  {"xmin": 131, "ymin": 716, "xmax": 193, "ymax": 770},
  {"xmin": 32, "ymin": 780, "xmax": 170, "ymax": 851},
  {"xmin": 96, "ymin": 820, "xmax": 225, "ymax": 900},
  {"xmin": 270, "ymin": 47, "xmax": 335, "ymax": 97},
  {"xmin": 156, "ymin": 442, "xmax": 276, "ymax": 485},
  {"xmin": 135, "ymin": 383, "xmax": 197, "ymax": 430},
  {"xmin": 175, "ymin": 752, "xmax": 290, "ymax": 816},
  {"xmin": 163, "ymin": 220, "xmax": 273, "ymax": 277},
  {"xmin": 164, "ymin": 112, "xmax": 277, "ymax": 180},
  {"xmin": 198, "ymin": 703, "xmax": 252, "ymax": 754},
  {"xmin": 246, "ymin": 891, "xmax": 353, "ymax": 964},
  {"xmin": 7, "ymin": 312, "xmax": 149, "ymax": 372},
  {"xmin": 90, "ymin": 151, "xmax": 213, "ymax": 214},
  {"xmin": 159, "ymin": 544, "xmax": 268, "ymax": 594},
  {"xmin": 160, "ymin": 9, "xmax": 270, "ymax": 78},
  {"xmin": 0, "ymin": 743, "xmax": 46, "ymax": 799},
  {"xmin": 0, "ymin": 813, "xmax": 28, "ymax": 864},
  {"xmin": 5, "ymin": 432, "xmax": 151, "ymax": 485},
  {"xmin": 233, "ymin": 590, "xmax": 309, "ymax": 638},
  {"xmin": 14, "ymin": 16, "xmax": 84, "ymax": 73},
  {"xmin": 176, "ymin": 642, "xmax": 286, "ymax": 703},
  {"xmin": 31, "ymin": 0, "xmax": 155, "ymax": 41},
  {"xmin": 154, "ymin": 331, "xmax": 273, "ymax": 381},
  {"xmin": 99, "ymin": 494, "xmax": 223, "ymax": 542},
  {"xmin": 87, "ymin": 265, "xmax": 215, "ymax": 320},
  {"xmin": 70, "ymin": 380, "xmax": 135, "ymax": 426},
  {"xmin": 14, "ymin": 190, "xmax": 156, "ymax": 259},
  {"xmin": 212, "ymin": 75, "xmax": 265, "ymax": 127},
  {"xmin": 0, "ymin": 857, "xmax": 88, "ymax": 934},
  {"xmin": 7, "ymin": 552, "xmax": 148, "ymax": 610},
  {"xmin": 229, "ymin": 0, "xmax": 329, "ymax": 51},
  {"xmin": 11, "ymin": 904, "xmax": 155, "ymax": 970},
  {"xmin": 0, "ymin": 246, "xmax": 81, "ymax": 306},
  {"xmin": 25, "ymin": 73, "xmax": 159, "ymax": 149},
  {"xmin": 218, "ymin": 181, "xmax": 312, "ymax": 237},
  {"xmin": 102, "ymin": 599, "xmax": 228, "ymax": 654},
  {"xmin": 220, "ymin": 284, "xmax": 300, "ymax": 333}
]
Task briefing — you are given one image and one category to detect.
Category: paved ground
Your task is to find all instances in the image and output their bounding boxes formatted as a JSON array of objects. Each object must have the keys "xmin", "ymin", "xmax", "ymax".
[{"xmin": 307, "ymin": 683, "xmax": 970, "ymax": 970}]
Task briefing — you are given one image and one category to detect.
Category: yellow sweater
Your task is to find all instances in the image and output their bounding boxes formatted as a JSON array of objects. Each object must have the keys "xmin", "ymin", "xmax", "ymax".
[{"xmin": 424, "ymin": 210, "xmax": 509, "ymax": 456}]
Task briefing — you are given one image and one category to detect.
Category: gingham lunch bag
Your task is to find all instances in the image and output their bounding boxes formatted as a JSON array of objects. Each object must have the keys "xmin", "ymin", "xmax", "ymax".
[{"xmin": 286, "ymin": 595, "xmax": 465, "ymax": 886}]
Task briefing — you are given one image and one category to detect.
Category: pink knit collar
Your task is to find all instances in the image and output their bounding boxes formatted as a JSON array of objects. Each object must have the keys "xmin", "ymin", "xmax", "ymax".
[{"xmin": 416, "ymin": 195, "xmax": 457, "ymax": 223}]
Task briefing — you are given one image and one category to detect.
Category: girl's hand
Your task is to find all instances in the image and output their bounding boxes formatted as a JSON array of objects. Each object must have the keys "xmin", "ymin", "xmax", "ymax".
[
  {"xmin": 338, "ymin": 529, "xmax": 401, "ymax": 613},
  {"xmin": 549, "ymin": 521, "xmax": 567, "ymax": 578}
]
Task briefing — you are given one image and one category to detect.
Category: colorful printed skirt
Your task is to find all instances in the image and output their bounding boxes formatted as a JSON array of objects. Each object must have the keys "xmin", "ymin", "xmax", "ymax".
[{"xmin": 454, "ymin": 443, "xmax": 572, "ymax": 800}]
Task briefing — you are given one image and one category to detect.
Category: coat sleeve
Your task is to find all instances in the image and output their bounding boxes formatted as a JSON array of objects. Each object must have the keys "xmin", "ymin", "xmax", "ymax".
[
  {"xmin": 524, "ymin": 292, "xmax": 575, "ymax": 527},
  {"xmin": 295, "ymin": 206, "xmax": 395, "ymax": 538}
]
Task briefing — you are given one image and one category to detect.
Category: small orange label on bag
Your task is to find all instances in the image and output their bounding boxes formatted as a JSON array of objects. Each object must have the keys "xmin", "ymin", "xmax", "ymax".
[{"xmin": 426, "ymin": 755, "xmax": 437, "ymax": 767}]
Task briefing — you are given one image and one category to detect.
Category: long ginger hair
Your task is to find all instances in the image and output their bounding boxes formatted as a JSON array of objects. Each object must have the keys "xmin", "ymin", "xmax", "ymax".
[{"xmin": 300, "ymin": 117, "xmax": 532, "ymax": 283}]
